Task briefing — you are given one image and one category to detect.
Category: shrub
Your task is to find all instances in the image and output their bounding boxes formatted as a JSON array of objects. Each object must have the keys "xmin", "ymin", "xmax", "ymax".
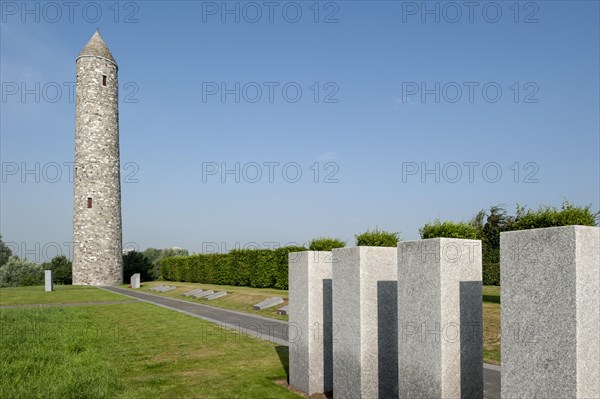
[
  {"xmin": 41, "ymin": 255, "xmax": 72, "ymax": 285},
  {"xmin": 483, "ymin": 263, "xmax": 500, "ymax": 286},
  {"xmin": 122, "ymin": 251, "xmax": 152, "ymax": 283},
  {"xmin": 513, "ymin": 201, "xmax": 598, "ymax": 230},
  {"xmin": 0, "ymin": 256, "xmax": 43, "ymax": 287},
  {"xmin": 143, "ymin": 247, "xmax": 189, "ymax": 280},
  {"xmin": 355, "ymin": 227, "xmax": 400, "ymax": 247},
  {"xmin": 419, "ymin": 220, "xmax": 480, "ymax": 240},
  {"xmin": 160, "ymin": 246, "xmax": 306, "ymax": 289},
  {"xmin": 308, "ymin": 237, "xmax": 346, "ymax": 251},
  {"xmin": 0, "ymin": 235, "xmax": 12, "ymax": 267}
]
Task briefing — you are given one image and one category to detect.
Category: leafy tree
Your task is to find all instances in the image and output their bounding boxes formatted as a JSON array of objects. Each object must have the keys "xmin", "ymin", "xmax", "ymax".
[
  {"xmin": 41, "ymin": 255, "xmax": 72, "ymax": 285},
  {"xmin": 123, "ymin": 251, "xmax": 152, "ymax": 283},
  {"xmin": 355, "ymin": 227, "xmax": 400, "ymax": 247},
  {"xmin": 309, "ymin": 237, "xmax": 346, "ymax": 251},
  {"xmin": 0, "ymin": 235, "xmax": 12, "ymax": 267},
  {"xmin": 0, "ymin": 256, "xmax": 43, "ymax": 287},
  {"xmin": 143, "ymin": 247, "xmax": 189, "ymax": 280}
]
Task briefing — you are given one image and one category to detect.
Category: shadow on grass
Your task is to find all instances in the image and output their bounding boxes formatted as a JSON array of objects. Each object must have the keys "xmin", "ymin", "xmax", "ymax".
[
  {"xmin": 482, "ymin": 295, "xmax": 501, "ymax": 303},
  {"xmin": 275, "ymin": 345, "xmax": 289, "ymax": 380}
]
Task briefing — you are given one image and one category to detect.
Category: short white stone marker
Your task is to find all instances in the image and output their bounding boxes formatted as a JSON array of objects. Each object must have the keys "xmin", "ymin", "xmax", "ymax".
[
  {"xmin": 501, "ymin": 226, "xmax": 600, "ymax": 398},
  {"xmin": 130, "ymin": 273, "xmax": 140, "ymax": 289},
  {"xmin": 289, "ymin": 251, "xmax": 334, "ymax": 396},
  {"xmin": 253, "ymin": 296, "xmax": 284, "ymax": 310},
  {"xmin": 183, "ymin": 288, "xmax": 203, "ymax": 296},
  {"xmin": 205, "ymin": 291, "xmax": 227, "ymax": 300},
  {"xmin": 277, "ymin": 305, "xmax": 289, "ymax": 315},
  {"xmin": 398, "ymin": 238, "xmax": 483, "ymax": 399},
  {"xmin": 44, "ymin": 270, "xmax": 54, "ymax": 292},
  {"xmin": 193, "ymin": 290, "xmax": 214, "ymax": 298}
]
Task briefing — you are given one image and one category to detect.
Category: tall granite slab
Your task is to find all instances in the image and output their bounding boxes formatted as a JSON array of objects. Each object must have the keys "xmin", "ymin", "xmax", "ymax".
[
  {"xmin": 332, "ymin": 246, "xmax": 398, "ymax": 399},
  {"xmin": 130, "ymin": 273, "xmax": 140, "ymax": 289},
  {"xmin": 44, "ymin": 270, "xmax": 54, "ymax": 292},
  {"xmin": 397, "ymin": 238, "xmax": 483, "ymax": 399},
  {"xmin": 289, "ymin": 251, "xmax": 334, "ymax": 396},
  {"xmin": 501, "ymin": 226, "xmax": 600, "ymax": 398}
]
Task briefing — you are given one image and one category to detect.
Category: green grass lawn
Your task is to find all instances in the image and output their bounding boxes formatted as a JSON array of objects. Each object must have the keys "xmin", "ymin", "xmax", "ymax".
[
  {"xmin": 0, "ymin": 299, "xmax": 301, "ymax": 398},
  {"xmin": 482, "ymin": 285, "xmax": 501, "ymax": 303},
  {"xmin": 0, "ymin": 285, "xmax": 135, "ymax": 306},
  {"xmin": 128, "ymin": 281, "xmax": 290, "ymax": 321}
]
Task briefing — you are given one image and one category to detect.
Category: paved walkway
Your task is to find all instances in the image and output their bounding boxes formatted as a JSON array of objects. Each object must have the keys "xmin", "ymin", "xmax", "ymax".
[{"xmin": 101, "ymin": 286, "xmax": 501, "ymax": 399}]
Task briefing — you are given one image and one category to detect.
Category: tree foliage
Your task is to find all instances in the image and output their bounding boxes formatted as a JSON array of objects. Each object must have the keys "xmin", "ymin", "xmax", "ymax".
[
  {"xmin": 41, "ymin": 255, "xmax": 72, "ymax": 285},
  {"xmin": 0, "ymin": 256, "xmax": 43, "ymax": 287},
  {"xmin": 0, "ymin": 235, "xmax": 12, "ymax": 267},
  {"xmin": 308, "ymin": 237, "xmax": 346, "ymax": 251},
  {"xmin": 123, "ymin": 251, "xmax": 153, "ymax": 283},
  {"xmin": 355, "ymin": 227, "xmax": 400, "ymax": 247}
]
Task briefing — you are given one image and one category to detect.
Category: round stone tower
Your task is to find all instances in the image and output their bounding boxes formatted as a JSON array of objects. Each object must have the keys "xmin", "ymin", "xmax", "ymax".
[{"xmin": 72, "ymin": 31, "xmax": 123, "ymax": 285}]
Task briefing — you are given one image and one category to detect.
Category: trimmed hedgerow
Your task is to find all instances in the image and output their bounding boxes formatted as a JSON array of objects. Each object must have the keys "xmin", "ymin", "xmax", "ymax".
[
  {"xmin": 483, "ymin": 263, "xmax": 500, "ymax": 286},
  {"xmin": 160, "ymin": 246, "xmax": 306, "ymax": 289}
]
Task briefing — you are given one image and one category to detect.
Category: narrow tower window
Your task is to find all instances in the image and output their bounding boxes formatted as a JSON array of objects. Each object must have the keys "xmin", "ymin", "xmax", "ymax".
[
  {"xmin": 102, "ymin": 75, "xmax": 107, "ymax": 86},
  {"xmin": 87, "ymin": 197, "xmax": 93, "ymax": 208}
]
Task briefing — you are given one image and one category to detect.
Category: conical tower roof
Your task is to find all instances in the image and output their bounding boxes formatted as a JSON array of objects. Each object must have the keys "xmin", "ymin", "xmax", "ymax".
[{"xmin": 77, "ymin": 31, "xmax": 117, "ymax": 66}]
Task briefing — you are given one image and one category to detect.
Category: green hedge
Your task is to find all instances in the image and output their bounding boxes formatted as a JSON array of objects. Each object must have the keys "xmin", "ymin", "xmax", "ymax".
[
  {"xmin": 160, "ymin": 246, "xmax": 306, "ymax": 289},
  {"xmin": 483, "ymin": 263, "xmax": 500, "ymax": 286}
]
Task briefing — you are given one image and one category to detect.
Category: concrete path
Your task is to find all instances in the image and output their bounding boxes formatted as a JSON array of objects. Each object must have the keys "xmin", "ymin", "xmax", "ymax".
[{"xmin": 101, "ymin": 286, "xmax": 501, "ymax": 399}]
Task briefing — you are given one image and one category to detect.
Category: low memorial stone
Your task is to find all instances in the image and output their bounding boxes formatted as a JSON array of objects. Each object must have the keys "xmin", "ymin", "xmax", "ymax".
[
  {"xmin": 206, "ymin": 291, "xmax": 227, "ymax": 300},
  {"xmin": 183, "ymin": 288, "xmax": 203, "ymax": 296},
  {"xmin": 253, "ymin": 297, "xmax": 284, "ymax": 310},
  {"xmin": 277, "ymin": 305, "xmax": 289, "ymax": 315},
  {"xmin": 193, "ymin": 290, "xmax": 214, "ymax": 298},
  {"xmin": 130, "ymin": 273, "xmax": 140, "ymax": 289},
  {"xmin": 44, "ymin": 270, "xmax": 54, "ymax": 292}
]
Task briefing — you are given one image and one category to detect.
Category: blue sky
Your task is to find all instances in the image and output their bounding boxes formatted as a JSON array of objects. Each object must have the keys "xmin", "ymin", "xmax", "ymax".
[{"xmin": 1, "ymin": 1, "xmax": 599, "ymax": 261}]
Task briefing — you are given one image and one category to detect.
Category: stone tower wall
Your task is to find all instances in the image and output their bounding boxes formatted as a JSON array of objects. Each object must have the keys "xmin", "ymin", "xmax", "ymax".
[{"xmin": 72, "ymin": 52, "xmax": 123, "ymax": 285}]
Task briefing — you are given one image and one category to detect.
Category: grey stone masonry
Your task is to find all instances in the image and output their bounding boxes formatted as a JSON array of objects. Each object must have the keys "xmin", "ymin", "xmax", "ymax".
[
  {"xmin": 289, "ymin": 251, "xmax": 334, "ymax": 396},
  {"xmin": 72, "ymin": 31, "xmax": 123, "ymax": 286},
  {"xmin": 277, "ymin": 305, "xmax": 289, "ymax": 315},
  {"xmin": 183, "ymin": 288, "xmax": 203, "ymax": 297},
  {"xmin": 332, "ymin": 247, "xmax": 398, "ymax": 399},
  {"xmin": 253, "ymin": 297, "xmax": 284, "ymax": 310},
  {"xmin": 397, "ymin": 238, "xmax": 483, "ymax": 399},
  {"xmin": 45, "ymin": 270, "xmax": 54, "ymax": 292},
  {"xmin": 205, "ymin": 291, "xmax": 227, "ymax": 300},
  {"xmin": 130, "ymin": 273, "xmax": 140, "ymax": 289},
  {"xmin": 193, "ymin": 290, "xmax": 214, "ymax": 298},
  {"xmin": 501, "ymin": 226, "xmax": 600, "ymax": 399}
]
